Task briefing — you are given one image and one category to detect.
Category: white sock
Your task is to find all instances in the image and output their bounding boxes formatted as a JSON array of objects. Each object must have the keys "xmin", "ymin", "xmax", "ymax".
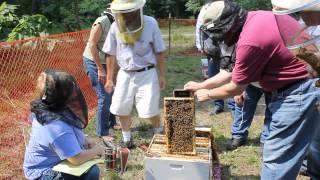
[
  {"xmin": 153, "ymin": 127, "xmax": 163, "ymax": 134},
  {"xmin": 122, "ymin": 131, "xmax": 131, "ymax": 142}
]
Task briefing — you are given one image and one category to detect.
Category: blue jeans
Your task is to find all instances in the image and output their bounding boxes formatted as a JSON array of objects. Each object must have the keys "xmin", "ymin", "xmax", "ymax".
[
  {"xmin": 228, "ymin": 85, "xmax": 269, "ymax": 143},
  {"xmin": 307, "ymin": 118, "xmax": 320, "ymax": 179},
  {"xmin": 39, "ymin": 165, "xmax": 100, "ymax": 180},
  {"xmin": 261, "ymin": 79, "xmax": 320, "ymax": 179},
  {"xmin": 207, "ymin": 57, "xmax": 224, "ymax": 110},
  {"xmin": 83, "ymin": 58, "xmax": 116, "ymax": 136}
]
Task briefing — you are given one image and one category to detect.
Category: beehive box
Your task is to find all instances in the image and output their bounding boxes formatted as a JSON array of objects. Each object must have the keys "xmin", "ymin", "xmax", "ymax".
[
  {"xmin": 144, "ymin": 129, "xmax": 213, "ymax": 180},
  {"xmin": 164, "ymin": 95, "xmax": 195, "ymax": 154}
]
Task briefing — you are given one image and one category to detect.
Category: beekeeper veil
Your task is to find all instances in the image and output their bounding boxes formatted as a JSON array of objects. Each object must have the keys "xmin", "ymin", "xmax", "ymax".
[
  {"xmin": 110, "ymin": 0, "xmax": 145, "ymax": 44},
  {"xmin": 272, "ymin": 0, "xmax": 320, "ymax": 49},
  {"xmin": 199, "ymin": 0, "xmax": 247, "ymax": 46},
  {"xmin": 272, "ymin": 0, "xmax": 320, "ymax": 78}
]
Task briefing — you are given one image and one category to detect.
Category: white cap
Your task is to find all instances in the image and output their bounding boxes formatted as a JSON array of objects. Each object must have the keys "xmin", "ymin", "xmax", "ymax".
[
  {"xmin": 272, "ymin": 0, "xmax": 320, "ymax": 15},
  {"xmin": 201, "ymin": 1, "xmax": 225, "ymax": 24}
]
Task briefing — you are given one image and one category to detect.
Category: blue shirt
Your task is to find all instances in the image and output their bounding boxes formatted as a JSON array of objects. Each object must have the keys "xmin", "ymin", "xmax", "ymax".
[
  {"xmin": 23, "ymin": 114, "xmax": 85, "ymax": 180},
  {"xmin": 102, "ymin": 15, "xmax": 166, "ymax": 71}
]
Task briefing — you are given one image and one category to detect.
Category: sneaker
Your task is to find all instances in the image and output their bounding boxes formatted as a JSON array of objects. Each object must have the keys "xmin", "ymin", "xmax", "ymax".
[
  {"xmin": 299, "ymin": 168, "xmax": 308, "ymax": 177},
  {"xmin": 120, "ymin": 139, "xmax": 134, "ymax": 149},
  {"xmin": 299, "ymin": 159, "xmax": 309, "ymax": 177},
  {"xmin": 226, "ymin": 138, "xmax": 247, "ymax": 151}
]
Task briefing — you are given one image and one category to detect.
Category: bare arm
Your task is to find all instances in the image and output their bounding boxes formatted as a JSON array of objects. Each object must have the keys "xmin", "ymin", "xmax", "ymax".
[
  {"xmin": 105, "ymin": 55, "xmax": 116, "ymax": 93},
  {"xmin": 88, "ymin": 23, "xmax": 106, "ymax": 84},
  {"xmin": 156, "ymin": 52, "xmax": 166, "ymax": 90},
  {"xmin": 67, "ymin": 146, "xmax": 104, "ymax": 165},
  {"xmin": 184, "ymin": 70, "xmax": 232, "ymax": 91},
  {"xmin": 195, "ymin": 81, "xmax": 247, "ymax": 102}
]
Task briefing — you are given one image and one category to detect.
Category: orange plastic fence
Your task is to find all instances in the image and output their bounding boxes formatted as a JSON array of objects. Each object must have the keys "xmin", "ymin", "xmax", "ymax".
[{"xmin": 0, "ymin": 30, "xmax": 98, "ymax": 179}]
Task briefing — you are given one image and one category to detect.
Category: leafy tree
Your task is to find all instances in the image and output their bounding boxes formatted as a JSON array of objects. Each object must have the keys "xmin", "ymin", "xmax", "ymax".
[
  {"xmin": 0, "ymin": 2, "xmax": 50, "ymax": 41},
  {"xmin": 38, "ymin": 0, "xmax": 111, "ymax": 31},
  {"xmin": 185, "ymin": 0, "xmax": 202, "ymax": 15},
  {"xmin": 236, "ymin": 0, "xmax": 272, "ymax": 10},
  {"xmin": 185, "ymin": 0, "xmax": 272, "ymax": 16},
  {"xmin": 78, "ymin": 0, "xmax": 111, "ymax": 28},
  {"xmin": 145, "ymin": 0, "xmax": 192, "ymax": 18},
  {"xmin": 7, "ymin": 14, "xmax": 50, "ymax": 41},
  {"xmin": 171, "ymin": 0, "xmax": 192, "ymax": 18},
  {"xmin": 39, "ymin": 0, "xmax": 75, "ymax": 31},
  {"xmin": 0, "ymin": 2, "xmax": 19, "ymax": 40},
  {"xmin": 74, "ymin": 0, "xmax": 81, "ymax": 30}
]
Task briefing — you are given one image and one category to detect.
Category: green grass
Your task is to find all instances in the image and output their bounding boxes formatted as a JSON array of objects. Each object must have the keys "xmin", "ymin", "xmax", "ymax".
[
  {"xmin": 84, "ymin": 116, "xmax": 97, "ymax": 136},
  {"xmin": 162, "ymin": 56, "xmax": 202, "ymax": 97},
  {"xmin": 160, "ymin": 24, "xmax": 195, "ymax": 35},
  {"xmin": 161, "ymin": 25, "xmax": 196, "ymax": 48}
]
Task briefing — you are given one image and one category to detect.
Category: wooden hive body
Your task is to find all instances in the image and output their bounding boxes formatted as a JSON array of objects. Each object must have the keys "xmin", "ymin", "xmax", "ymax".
[
  {"xmin": 164, "ymin": 96, "xmax": 195, "ymax": 154},
  {"xmin": 144, "ymin": 128, "xmax": 217, "ymax": 180}
]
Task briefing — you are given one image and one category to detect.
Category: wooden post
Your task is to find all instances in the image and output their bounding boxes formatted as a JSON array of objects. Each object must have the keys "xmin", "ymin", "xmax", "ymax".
[{"xmin": 168, "ymin": 12, "xmax": 172, "ymax": 57}]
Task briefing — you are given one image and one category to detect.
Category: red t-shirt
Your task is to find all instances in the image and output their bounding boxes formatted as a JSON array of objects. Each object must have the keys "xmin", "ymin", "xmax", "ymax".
[{"xmin": 232, "ymin": 11, "xmax": 308, "ymax": 92}]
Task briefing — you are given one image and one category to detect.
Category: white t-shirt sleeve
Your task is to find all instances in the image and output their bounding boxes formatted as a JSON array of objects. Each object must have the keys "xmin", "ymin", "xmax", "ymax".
[
  {"xmin": 102, "ymin": 23, "xmax": 117, "ymax": 56},
  {"xmin": 152, "ymin": 18, "xmax": 166, "ymax": 53}
]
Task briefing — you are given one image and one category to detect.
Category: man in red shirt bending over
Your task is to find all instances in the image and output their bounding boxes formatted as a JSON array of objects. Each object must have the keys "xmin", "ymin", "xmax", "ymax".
[{"xmin": 184, "ymin": 0, "xmax": 320, "ymax": 179}]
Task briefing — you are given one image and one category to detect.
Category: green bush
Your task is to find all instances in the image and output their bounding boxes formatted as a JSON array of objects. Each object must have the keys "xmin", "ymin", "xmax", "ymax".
[
  {"xmin": 0, "ymin": 2, "xmax": 19, "ymax": 41},
  {"xmin": 7, "ymin": 14, "xmax": 50, "ymax": 41}
]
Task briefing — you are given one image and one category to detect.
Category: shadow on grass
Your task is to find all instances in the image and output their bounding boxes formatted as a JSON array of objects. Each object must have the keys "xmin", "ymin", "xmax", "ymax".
[
  {"xmin": 247, "ymin": 137, "xmax": 262, "ymax": 147},
  {"xmin": 213, "ymin": 134, "xmax": 228, "ymax": 153},
  {"xmin": 132, "ymin": 122, "xmax": 155, "ymax": 145},
  {"xmin": 105, "ymin": 170, "xmax": 122, "ymax": 180},
  {"xmin": 214, "ymin": 134, "xmax": 262, "ymax": 179},
  {"xmin": 214, "ymin": 134, "xmax": 262, "ymax": 152},
  {"xmin": 221, "ymin": 165, "xmax": 260, "ymax": 180},
  {"xmin": 127, "ymin": 164, "xmax": 144, "ymax": 171}
]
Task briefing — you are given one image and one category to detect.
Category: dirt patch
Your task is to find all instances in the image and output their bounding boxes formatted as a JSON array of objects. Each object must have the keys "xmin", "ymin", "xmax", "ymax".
[{"xmin": 175, "ymin": 47, "xmax": 202, "ymax": 56}]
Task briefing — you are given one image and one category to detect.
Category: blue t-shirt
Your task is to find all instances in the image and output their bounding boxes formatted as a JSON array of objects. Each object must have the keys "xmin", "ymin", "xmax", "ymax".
[{"xmin": 23, "ymin": 114, "xmax": 85, "ymax": 180}]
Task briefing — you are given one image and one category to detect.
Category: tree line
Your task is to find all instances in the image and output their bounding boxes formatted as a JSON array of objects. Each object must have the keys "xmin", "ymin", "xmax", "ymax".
[{"xmin": 0, "ymin": 0, "xmax": 271, "ymax": 42}]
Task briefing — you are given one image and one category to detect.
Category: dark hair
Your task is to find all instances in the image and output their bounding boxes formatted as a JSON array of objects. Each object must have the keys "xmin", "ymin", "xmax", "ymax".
[{"xmin": 30, "ymin": 69, "xmax": 88, "ymax": 129}]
